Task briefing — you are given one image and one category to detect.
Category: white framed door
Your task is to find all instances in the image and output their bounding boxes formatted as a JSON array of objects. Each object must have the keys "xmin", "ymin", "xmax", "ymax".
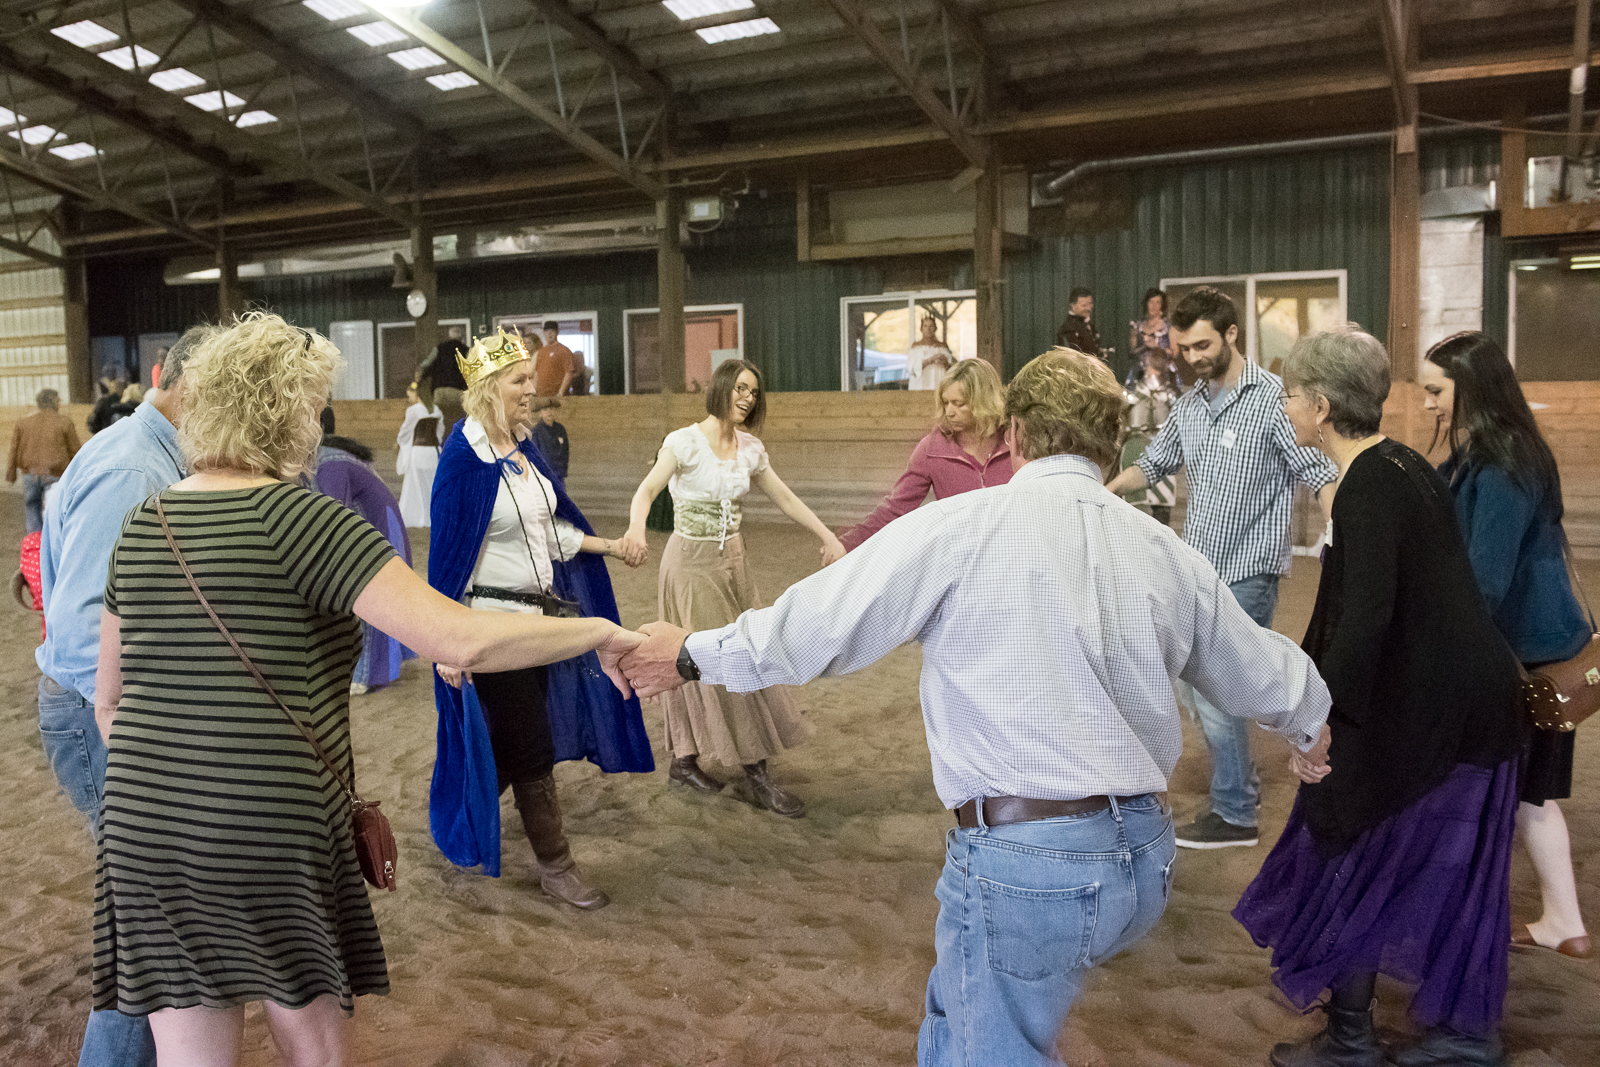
[{"xmin": 377, "ymin": 318, "xmax": 471, "ymax": 399}]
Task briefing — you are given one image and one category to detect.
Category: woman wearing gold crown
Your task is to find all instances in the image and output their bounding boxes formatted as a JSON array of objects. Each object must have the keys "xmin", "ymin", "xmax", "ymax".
[
  {"xmin": 620, "ymin": 359, "xmax": 846, "ymax": 818},
  {"xmin": 427, "ymin": 331, "xmax": 654, "ymax": 908}
]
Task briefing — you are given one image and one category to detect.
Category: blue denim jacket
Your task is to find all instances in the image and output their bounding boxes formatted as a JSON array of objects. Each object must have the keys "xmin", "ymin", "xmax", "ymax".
[
  {"xmin": 35, "ymin": 402, "xmax": 184, "ymax": 701},
  {"xmin": 1441, "ymin": 454, "xmax": 1590, "ymax": 665}
]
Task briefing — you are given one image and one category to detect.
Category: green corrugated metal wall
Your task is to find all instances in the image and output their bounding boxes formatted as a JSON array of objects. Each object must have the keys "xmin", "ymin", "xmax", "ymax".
[{"xmin": 90, "ymin": 140, "xmax": 1438, "ymax": 391}]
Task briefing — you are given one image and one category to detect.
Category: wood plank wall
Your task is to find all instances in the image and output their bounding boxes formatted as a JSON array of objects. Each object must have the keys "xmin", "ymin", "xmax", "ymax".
[{"xmin": 7, "ymin": 384, "xmax": 1597, "ymax": 558}]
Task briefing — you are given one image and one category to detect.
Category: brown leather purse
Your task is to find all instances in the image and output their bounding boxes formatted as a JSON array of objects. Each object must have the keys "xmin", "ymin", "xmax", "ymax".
[
  {"xmin": 155, "ymin": 496, "xmax": 398, "ymax": 891},
  {"xmin": 1522, "ymin": 542, "xmax": 1600, "ymax": 733}
]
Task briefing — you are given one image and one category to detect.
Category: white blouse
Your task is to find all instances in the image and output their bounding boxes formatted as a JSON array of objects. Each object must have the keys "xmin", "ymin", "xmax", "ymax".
[
  {"xmin": 664, "ymin": 425, "xmax": 768, "ymax": 504},
  {"xmin": 462, "ymin": 417, "xmax": 585, "ymax": 613}
]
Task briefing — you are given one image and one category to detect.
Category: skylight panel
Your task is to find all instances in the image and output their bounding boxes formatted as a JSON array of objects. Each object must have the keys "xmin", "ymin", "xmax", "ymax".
[
  {"xmin": 10, "ymin": 125, "xmax": 59, "ymax": 146},
  {"xmin": 0, "ymin": 108, "xmax": 23, "ymax": 129},
  {"xmin": 185, "ymin": 90, "xmax": 247, "ymax": 112},
  {"xmin": 51, "ymin": 21, "xmax": 120, "ymax": 48},
  {"xmin": 426, "ymin": 71, "xmax": 478, "ymax": 91},
  {"xmin": 696, "ymin": 17, "xmax": 779, "ymax": 43},
  {"xmin": 664, "ymin": 0, "xmax": 754, "ymax": 19},
  {"xmin": 149, "ymin": 67, "xmax": 207, "ymax": 91},
  {"xmin": 387, "ymin": 47, "xmax": 446, "ymax": 70},
  {"xmin": 235, "ymin": 110, "xmax": 279, "ymax": 128},
  {"xmin": 99, "ymin": 45, "xmax": 161, "ymax": 71},
  {"xmin": 303, "ymin": 0, "xmax": 367, "ymax": 20},
  {"xmin": 347, "ymin": 22, "xmax": 407, "ymax": 46},
  {"xmin": 49, "ymin": 143, "xmax": 99, "ymax": 161}
]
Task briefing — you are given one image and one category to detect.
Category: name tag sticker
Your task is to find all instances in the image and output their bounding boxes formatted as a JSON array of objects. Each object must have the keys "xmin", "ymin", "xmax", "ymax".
[{"xmin": 1220, "ymin": 427, "xmax": 1238, "ymax": 449}]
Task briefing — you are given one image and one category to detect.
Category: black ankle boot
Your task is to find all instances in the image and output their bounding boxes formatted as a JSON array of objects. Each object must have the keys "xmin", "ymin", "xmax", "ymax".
[
  {"xmin": 1387, "ymin": 1029, "xmax": 1507, "ymax": 1067},
  {"xmin": 668, "ymin": 755, "xmax": 724, "ymax": 794},
  {"xmin": 742, "ymin": 760, "xmax": 805, "ymax": 818},
  {"xmin": 1268, "ymin": 1004, "xmax": 1385, "ymax": 1067}
]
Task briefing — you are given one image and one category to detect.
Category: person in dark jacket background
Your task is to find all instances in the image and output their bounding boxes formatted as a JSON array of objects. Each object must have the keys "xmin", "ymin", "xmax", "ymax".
[
  {"xmin": 1423, "ymin": 331, "xmax": 1591, "ymax": 961},
  {"xmin": 529, "ymin": 397, "xmax": 569, "ymax": 480}
]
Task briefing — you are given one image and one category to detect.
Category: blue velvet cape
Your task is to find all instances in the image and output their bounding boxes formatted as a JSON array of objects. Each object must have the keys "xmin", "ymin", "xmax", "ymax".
[{"xmin": 427, "ymin": 421, "xmax": 654, "ymax": 876}]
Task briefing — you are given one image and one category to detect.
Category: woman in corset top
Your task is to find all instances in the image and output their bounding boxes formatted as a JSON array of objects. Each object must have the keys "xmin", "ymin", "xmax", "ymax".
[{"xmin": 621, "ymin": 359, "xmax": 845, "ymax": 817}]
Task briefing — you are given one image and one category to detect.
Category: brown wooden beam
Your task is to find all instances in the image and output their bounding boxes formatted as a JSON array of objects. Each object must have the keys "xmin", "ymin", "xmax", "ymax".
[
  {"xmin": 62, "ymin": 254, "xmax": 91, "ymax": 403},
  {"xmin": 973, "ymin": 160, "xmax": 1002, "ymax": 373},
  {"xmin": 410, "ymin": 222, "xmax": 437, "ymax": 400}
]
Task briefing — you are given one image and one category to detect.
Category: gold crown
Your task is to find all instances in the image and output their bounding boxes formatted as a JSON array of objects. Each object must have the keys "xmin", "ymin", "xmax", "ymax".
[{"xmin": 457, "ymin": 329, "xmax": 530, "ymax": 387}]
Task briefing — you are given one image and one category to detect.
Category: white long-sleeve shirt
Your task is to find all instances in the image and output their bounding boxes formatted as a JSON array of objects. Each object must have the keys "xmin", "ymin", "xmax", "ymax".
[{"xmin": 684, "ymin": 453, "xmax": 1330, "ymax": 809}]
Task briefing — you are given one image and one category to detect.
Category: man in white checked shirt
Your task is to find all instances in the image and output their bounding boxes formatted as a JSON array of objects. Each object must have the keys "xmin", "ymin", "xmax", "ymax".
[
  {"xmin": 1107, "ymin": 287, "xmax": 1338, "ymax": 849},
  {"xmin": 620, "ymin": 348, "xmax": 1332, "ymax": 1067}
]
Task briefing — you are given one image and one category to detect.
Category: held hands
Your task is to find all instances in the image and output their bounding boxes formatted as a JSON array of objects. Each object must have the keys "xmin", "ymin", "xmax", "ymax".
[
  {"xmin": 616, "ymin": 621, "xmax": 693, "ymax": 699},
  {"xmin": 595, "ymin": 626, "xmax": 647, "ymax": 698},
  {"xmin": 435, "ymin": 663, "xmax": 470, "ymax": 689},
  {"xmin": 819, "ymin": 533, "xmax": 846, "ymax": 567},
  {"xmin": 618, "ymin": 528, "xmax": 650, "ymax": 569},
  {"xmin": 1290, "ymin": 724, "xmax": 1332, "ymax": 784}
]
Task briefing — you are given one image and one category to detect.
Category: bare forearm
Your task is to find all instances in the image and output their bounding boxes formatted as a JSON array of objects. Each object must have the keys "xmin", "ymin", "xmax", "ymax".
[
  {"xmin": 457, "ymin": 613, "xmax": 621, "ymax": 674},
  {"xmin": 580, "ymin": 534, "xmax": 624, "ymax": 559},
  {"xmin": 94, "ymin": 609, "xmax": 121, "ymax": 745},
  {"xmin": 1107, "ymin": 465, "xmax": 1148, "ymax": 494}
]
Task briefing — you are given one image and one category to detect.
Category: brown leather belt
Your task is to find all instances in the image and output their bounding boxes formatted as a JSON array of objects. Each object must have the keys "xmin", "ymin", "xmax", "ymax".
[{"xmin": 955, "ymin": 792, "xmax": 1168, "ymax": 829}]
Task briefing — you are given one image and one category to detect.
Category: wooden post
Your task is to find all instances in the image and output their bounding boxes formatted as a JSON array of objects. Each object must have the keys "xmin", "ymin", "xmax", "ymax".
[
  {"xmin": 410, "ymin": 221, "xmax": 438, "ymax": 398},
  {"xmin": 215, "ymin": 242, "xmax": 243, "ymax": 320},
  {"xmin": 1389, "ymin": 129, "xmax": 1420, "ymax": 381},
  {"xmin": 974, "ymin": 148, "xmax": 1003, "ymax": 372},
  {"xmin": 796, "ymin": 172, "xmax": 811, "ymax": 263},
  {"xmin": 62, "ymin": 254, "xmax": 91, "ymax": 403},
  {"xmin": 656, "ymin": 111, "xmax": 686, "ymax": 394}
]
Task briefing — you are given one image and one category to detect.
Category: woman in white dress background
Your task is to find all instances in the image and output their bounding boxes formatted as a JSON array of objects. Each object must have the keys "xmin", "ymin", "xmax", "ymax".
[
  {"xmin": 621, "ymin": 359, "xmax": 845, "ymax": 817},
  {"xmin": 396, "ymin": 383, "xmax": 443, "ymax": 527}
]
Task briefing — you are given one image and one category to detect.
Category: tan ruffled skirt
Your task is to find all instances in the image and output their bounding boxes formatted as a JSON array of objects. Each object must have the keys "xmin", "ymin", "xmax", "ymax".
[{"xmin": 658, "ymin": 533, "xmax": 810, "ymax": 765}]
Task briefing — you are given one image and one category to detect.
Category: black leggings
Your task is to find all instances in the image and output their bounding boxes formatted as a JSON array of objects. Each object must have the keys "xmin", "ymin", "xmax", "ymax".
[{"xmin": 473, "ymin": 665, "xmax": 553, "ymax": 793}]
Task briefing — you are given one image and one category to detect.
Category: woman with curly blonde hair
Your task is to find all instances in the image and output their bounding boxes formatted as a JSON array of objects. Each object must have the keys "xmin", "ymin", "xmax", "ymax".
[
  {"xmin": 92, "ymin": 313, "xmax": 644, "ymax": 1066},
  {"xmin": 838, "ymin": 356, "xmax": 1013, "ymax": 551}
]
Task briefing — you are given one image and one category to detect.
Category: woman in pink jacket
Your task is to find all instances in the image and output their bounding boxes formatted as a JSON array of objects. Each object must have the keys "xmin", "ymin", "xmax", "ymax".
[{"xmin": 839, "ymin": 358, "xmax": 1013, "ymax": 551}]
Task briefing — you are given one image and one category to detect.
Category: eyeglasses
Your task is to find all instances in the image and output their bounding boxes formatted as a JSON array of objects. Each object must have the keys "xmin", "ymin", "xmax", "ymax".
[
  {"xmin": 733, "ymin": 383, "xmax": 759, "ymax": 398},
  {"xmin": 1279, "ymin": 390, "xmax": 1299, "ymax": 403}
]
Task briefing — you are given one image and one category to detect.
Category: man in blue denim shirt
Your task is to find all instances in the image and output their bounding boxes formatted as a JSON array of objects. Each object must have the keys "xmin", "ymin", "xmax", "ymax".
[{"xmin": 35, "ymin": 326, "xmax": 206, "ymax": 1067}]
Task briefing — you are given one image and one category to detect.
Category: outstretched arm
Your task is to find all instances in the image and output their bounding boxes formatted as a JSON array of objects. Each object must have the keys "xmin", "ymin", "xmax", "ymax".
[
  {"xmin": 352, "ymin": 557, "xmax": 642, "ymax": 695},
  {"xmin": 754, "ymin": 465, "xmax": 845, "ymax": 565},
  {"xmin": 94, "ymin": 609, "xmax": 121, "ymax": 744},
  {"xmin": 621, "ymin": 446, "xmax": 677, "ymax": 565}
]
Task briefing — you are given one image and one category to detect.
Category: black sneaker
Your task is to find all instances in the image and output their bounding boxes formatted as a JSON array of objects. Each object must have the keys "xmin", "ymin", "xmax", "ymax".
[{"xmin": 1174, "ymin": 811, "xmax": 1259, "ymax": 849}]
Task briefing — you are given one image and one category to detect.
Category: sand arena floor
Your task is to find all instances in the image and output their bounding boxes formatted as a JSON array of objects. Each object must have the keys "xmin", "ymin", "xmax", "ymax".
[{"xmin": 0, "ymin": 510, "xmax": 1595, "ymax": 1066}]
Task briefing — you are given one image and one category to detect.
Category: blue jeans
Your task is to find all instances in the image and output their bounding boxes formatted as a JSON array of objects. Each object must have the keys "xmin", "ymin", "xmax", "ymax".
[
  {"xmin": 1187, "ymin": 573, "xmax": 1280, "ymax": 828},
  {"xmin": 36, "ymin": 675, "xmax": 157, "ymax": 1067},
  {"xmin": 917, "ymin": 795, "xmax": 1176, "ymax": 1067},
  {"xmin": 22, "ymin": 472, "xmax": 56, "ymax": 534}
]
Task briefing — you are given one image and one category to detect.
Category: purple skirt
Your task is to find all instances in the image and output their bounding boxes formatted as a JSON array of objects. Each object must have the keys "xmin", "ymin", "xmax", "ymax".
[{"xmin": 1233, "ymin": 759, "xmax": 1518, "ymax": 1037}]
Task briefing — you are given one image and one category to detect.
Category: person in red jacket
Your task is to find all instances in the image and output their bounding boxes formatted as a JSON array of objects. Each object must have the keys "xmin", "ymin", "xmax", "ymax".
[{"xmin": 839, "ymin": 358, "xmax": 1012, "ymax": 551}]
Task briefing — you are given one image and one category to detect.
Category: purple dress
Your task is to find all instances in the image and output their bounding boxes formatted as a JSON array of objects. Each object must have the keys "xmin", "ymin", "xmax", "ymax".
[
  {"xmin": 314, "ymin": 444, "xmax": 415, "ymax": 689},
  {"xmin": 1233, "ymin": 441, "xmax": 1522, "ymax": 1038}
]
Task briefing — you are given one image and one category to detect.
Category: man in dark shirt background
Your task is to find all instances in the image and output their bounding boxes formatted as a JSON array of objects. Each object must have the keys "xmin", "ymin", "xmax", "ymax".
[
  {"xmin": 1055, "ymin": 287, "xmax": 1103, "ymax": 359},
  {"xmin": 413, "ymin": 324, "xmax": 470, "ymax": 439}
]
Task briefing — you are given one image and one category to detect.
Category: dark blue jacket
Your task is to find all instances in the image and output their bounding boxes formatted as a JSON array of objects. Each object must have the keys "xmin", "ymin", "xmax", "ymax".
[{"xmin": 1441, "ymin": 454, "xmax": 1591, "ymax": 665}]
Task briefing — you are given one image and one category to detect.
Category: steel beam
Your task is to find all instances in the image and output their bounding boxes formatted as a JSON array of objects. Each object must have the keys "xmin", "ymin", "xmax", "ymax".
[
  {"xmin": 16, "ymin": 27, "xmax": 413, "ymax": 227},
  {"xmin": 0, "ymin": 231, "xmax": 62, "ymax": 267},
  {"xmin": 521, "ymin": 0, "xmax": 670, "ymax": 102},
  {"xmin": 377, "ymin": 7, "xmax": 663, "ymax": 200},
  {"xmin": 0, "ymin": 141, "xmax": 214, "ymax": 248},
  {"xmin": 162, "ymin": 0, "xmax": 454, "ymax": 156},
  {"xmin": 817, "ymin": 0, "xmax": 986, "ymax": 168}
]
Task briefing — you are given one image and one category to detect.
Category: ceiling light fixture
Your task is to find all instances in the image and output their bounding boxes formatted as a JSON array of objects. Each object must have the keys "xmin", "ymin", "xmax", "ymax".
[
  {"xmin": 426, "ymin": 71, "xmax": 479, "ymax": 90},
  {"xmin": 235, "ymin": 111, "xmax": 279, "ymax": 127},
  {"xmin": 51, "ymin": 21, "xmax": 120, "ymax": 47},
  {"xmin": 185, "ymin": 90, "xmax": 247, "ymax": 112},
  {"xmin": 99, "ymin": 45, "xmax": 161, "ymax": 71},
  {"xmin": 149, "ymin": 67, "xmax": 207, "ymax": 91},
  {"xmin": 696, "ymin": 16, "xmax": 779, "ymax": 42},
  {"xmin": 663, "ymin": 0, "xmax": 753, "ymax": 19},
  {"xmin": 50, "ymin": 143, "xmax": 99, "ymax": 161},
  {"xmin": 387, "ymin": 46, "xmax": 446, "ymax": 70},
  {"xmin": 304, "ymin": 0, "xmax": 367, "ymax": 19}
]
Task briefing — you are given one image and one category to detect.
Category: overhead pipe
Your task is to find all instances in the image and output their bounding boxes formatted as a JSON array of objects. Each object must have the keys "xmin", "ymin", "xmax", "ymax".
[
  {"xmin": 1568, "ymin": 0, "xmax": 1594, "ymax": 163},
  {"xmin": 1039, "ymin": 113, "xmax": 1589, "ymax": 200}
]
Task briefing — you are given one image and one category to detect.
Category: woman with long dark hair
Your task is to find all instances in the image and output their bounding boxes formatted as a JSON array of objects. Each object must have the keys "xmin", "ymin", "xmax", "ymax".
[
  {"xmin": 1422, "ymin": 331, "xmax": 1591, "ymax": 960},
  {"xmin": 620, "ymin": 359, "xmax": 844, "ymax": 816}
]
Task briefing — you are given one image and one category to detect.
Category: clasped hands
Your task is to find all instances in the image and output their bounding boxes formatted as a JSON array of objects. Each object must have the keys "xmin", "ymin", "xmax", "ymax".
[
  {"xmin": 1289, "ymin": 724, "xmax": 1332, "ymax": 784},
  {"xmin": 434, "ymin": 620, "xmax": 692, "ymax": 701}
]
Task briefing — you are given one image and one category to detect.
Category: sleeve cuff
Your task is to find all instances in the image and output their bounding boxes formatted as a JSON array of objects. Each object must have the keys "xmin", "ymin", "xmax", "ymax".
[{"xmin": 683, "ymin": 629, "xmax": 724, "ymax": 685}]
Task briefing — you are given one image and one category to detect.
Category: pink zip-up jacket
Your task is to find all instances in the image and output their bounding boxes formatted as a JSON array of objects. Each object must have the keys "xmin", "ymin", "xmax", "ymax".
[{"xmin": 839, "ymin": 427, "xmax": 1013, "ymax": 550}]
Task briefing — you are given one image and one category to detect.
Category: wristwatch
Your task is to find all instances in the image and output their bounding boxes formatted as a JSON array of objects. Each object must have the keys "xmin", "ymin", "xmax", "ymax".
[{"xmin": 676, "ymin": 643, "xmax": 700, "ymax": 682}]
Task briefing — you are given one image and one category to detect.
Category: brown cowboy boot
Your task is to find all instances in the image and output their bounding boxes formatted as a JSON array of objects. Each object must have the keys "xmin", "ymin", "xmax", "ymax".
[
  {"xmin": 743, "ymin": 759, "xmax": 806, "ymax": 818},
  {"xmin": 510, "ymin": 776, "xmax": 610, "ymax": 910}
]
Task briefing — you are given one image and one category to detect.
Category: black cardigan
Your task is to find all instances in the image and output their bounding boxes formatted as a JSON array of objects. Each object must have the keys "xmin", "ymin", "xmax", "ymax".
[{"xmin": 1299, "ymin": 439, "xmax": 1522, "ymax": 854}]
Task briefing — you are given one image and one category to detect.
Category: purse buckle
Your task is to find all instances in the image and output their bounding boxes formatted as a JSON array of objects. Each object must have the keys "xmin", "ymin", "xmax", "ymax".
[{"xmin": 1585, "ymin": 667, "xmax": 1599, "ymax": 686}]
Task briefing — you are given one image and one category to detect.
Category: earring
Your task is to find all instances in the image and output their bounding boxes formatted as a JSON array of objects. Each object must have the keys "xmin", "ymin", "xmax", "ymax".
[{"xmin": 1316, "ymin": 424, "xmax": 1327, "ymax": 448}]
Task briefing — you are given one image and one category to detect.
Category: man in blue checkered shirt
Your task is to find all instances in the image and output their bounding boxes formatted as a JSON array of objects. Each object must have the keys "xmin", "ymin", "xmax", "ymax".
[
  {"xmin": 1106, "ymin": 287, "xmax": 1337, "ymax": 848},
  {"xmin": 620, "ymin": 347, "xmax": 1331, "ymax": 1066}
]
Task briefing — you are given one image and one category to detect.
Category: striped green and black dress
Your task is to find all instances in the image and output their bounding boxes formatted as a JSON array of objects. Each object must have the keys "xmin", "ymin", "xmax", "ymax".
[{"xmin": 93, "ymin": 482, "xmax": 396, "ymax": 1015}]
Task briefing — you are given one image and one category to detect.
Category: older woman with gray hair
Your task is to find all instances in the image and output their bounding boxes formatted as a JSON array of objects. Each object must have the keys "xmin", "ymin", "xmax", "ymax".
[
  {"xmin": 92, "ymin": 312, "xmax": 643, "ymax": 1066},
  {"xmin": 1233, "ymin": 325, "xmax": 1523, "ymax": 1067}
]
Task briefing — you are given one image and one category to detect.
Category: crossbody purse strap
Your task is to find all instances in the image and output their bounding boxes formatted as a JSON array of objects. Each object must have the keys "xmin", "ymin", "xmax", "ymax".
[
  {"xmin": 154, "ymin": 494, "xmax": 360, "ymax": 805},
  {"xmin": 1559, "ymin": 535, "xmax": 1599, "ymax": 635}
]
